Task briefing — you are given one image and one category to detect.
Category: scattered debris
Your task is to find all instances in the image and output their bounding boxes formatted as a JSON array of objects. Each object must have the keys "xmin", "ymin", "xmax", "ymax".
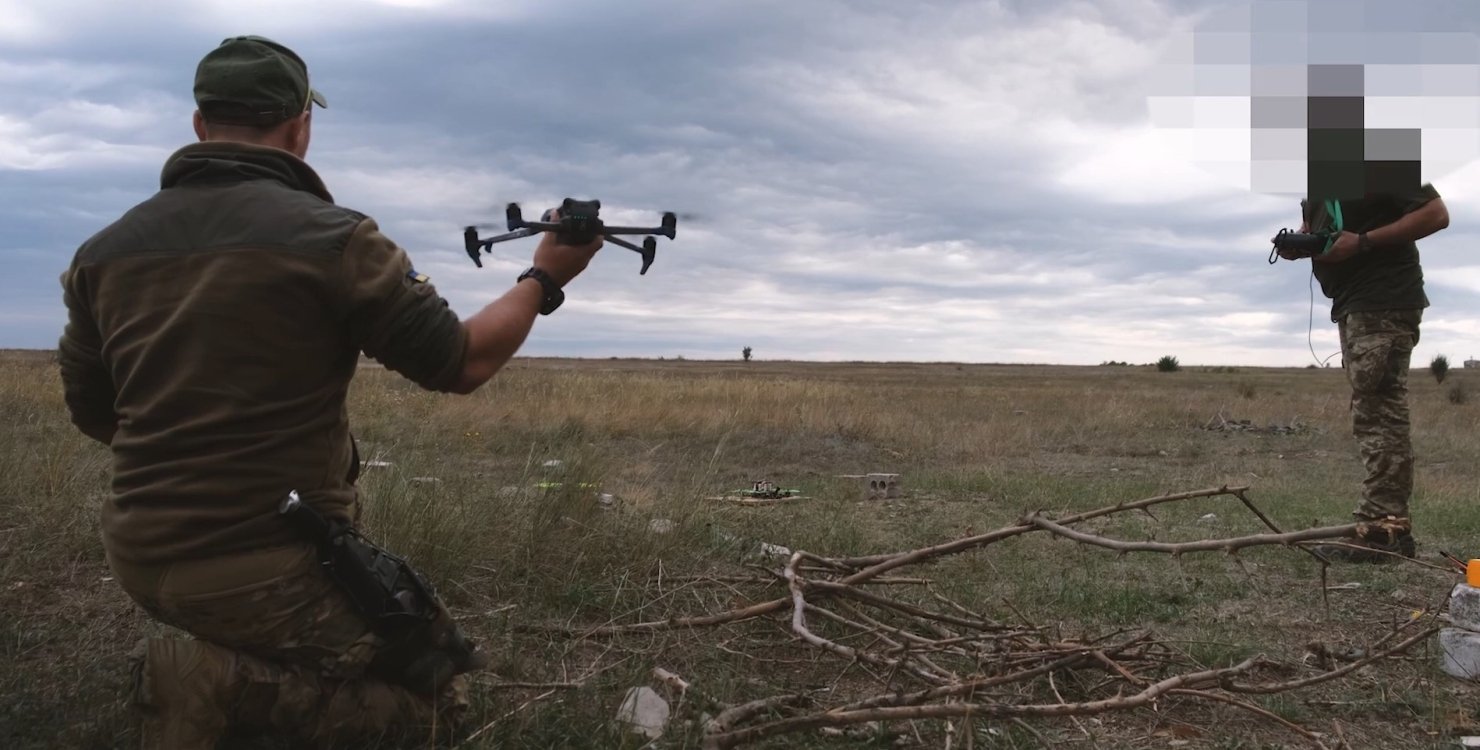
[
  {"xmin": 529, "ymin": 485, "xmax": 1439, "ymax": 749},
  {"xmin": 758, "ymin": 542, "xmax": 792, "ymax": 558},
  {"xmin": 615, "ymin": 686, "xmax": 670, "ymax": 739},
  {"xmin": 1202, "ymin": 412, "xmax": 1313, "ymax": 435}
]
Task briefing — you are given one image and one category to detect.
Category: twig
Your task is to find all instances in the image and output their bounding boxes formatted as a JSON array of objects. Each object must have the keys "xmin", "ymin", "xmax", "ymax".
[
  {"xmin": 1168, "ymin": 689, "xmax": 1330, "ymax": 749},
  {"xmin": 1026, "ymin": 515, "xmax": 1357, "ymax": 555},
  {"xmin": 481, "ymin": 680, "xmax": 583, "ymax": 690},
  {"xmin": 1224, "ymin": 623, "xmax": 1441, "ymax": 694},
  {"xmin": 705, "ymin": 657, "xmax": 1264, "ymax": 748},
  {"xmin": 457, "ymin": 689, "xmax": 558, "ymax": 745}
]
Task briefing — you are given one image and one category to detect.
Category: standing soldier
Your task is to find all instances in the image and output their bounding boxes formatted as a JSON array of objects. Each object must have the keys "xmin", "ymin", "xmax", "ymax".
[
  {"xmin": 56, "ymin": 35, "xmax": 601, "ymax": 747},
  {"xmin": 1279, "ymin": 141, "xmax": 1450, "ymax": 562}
]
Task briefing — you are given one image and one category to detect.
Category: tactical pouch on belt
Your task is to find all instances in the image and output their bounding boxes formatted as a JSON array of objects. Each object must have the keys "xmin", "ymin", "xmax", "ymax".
[{"xmin": 277, "ymin": 491, "xmax": 486, "ymax": 691}]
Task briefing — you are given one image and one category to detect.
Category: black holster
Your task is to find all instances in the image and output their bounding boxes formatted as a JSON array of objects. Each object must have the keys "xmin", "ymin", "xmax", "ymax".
[{"xmin": 278, "ymin": 491, "xmax": 486, "ymax": 692}]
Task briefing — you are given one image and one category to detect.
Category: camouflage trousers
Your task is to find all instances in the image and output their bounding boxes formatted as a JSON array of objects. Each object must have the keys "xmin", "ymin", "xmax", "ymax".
[
  {"xmin": 1338, "ymin": 308, "xmax": 1422, "ymax": 522},
  {"xmin": 107, "ymin": 542, "xmax": 481, "ymax": 749}
]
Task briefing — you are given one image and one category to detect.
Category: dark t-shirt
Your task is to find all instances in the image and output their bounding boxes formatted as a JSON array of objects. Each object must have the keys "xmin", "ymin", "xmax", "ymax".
[{"xmin": 1300, "ymin": 183, "xmax": 1439, "ymax": 322}]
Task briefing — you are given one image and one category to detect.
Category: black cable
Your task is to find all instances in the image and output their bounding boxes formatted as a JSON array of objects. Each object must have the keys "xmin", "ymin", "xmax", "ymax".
[{"xmin": 1308, "ymin": 268, "xmax": 1342, "ymax": 368}]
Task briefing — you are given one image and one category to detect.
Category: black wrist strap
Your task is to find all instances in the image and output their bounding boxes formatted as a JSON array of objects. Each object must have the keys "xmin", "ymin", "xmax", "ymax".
[{"xmin": 518, "ymin": 267, "xmax": 564, "ymax": 315}]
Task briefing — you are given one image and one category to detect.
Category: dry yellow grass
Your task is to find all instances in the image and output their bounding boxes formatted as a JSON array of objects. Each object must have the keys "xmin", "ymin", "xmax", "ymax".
[{"xmin": 3, "ymin": 351, "xmax": 1479, "ymax": 748}]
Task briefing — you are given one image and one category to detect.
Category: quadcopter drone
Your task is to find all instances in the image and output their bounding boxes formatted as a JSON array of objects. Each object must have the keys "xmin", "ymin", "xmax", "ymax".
[
  {"xmin": 464, "ymin": 198, "xmax": 677, "ymax": 275},
  {"xmin": 736, "ymin": 480, "xmax": 803, "ymax": 500}
]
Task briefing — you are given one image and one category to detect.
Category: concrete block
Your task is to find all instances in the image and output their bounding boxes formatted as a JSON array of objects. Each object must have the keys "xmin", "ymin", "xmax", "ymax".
[
  {"xmin": 867, "ymin": 473, "xmax": 901, "ymax": 499},
  {"xmin": 1452, "ymin": 584, "xmax": 1480, "ymax": 631},
  {"xmin": 1440, "ymin": 628, "xmax": 1480, "ymax": 681},
  {"xmin": 839, "ymin": 473, "xmax": 903, "ymax": 499}
]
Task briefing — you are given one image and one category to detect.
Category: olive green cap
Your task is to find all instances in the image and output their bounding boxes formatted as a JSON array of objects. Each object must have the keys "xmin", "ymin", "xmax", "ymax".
[{"xmin": 194, "ymin": 35, "xmax": 327, "ymax": 126}]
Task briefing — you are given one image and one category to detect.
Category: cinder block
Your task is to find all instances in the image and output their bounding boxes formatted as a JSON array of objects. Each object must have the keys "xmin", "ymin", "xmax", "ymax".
[
  {"xmin": 1452, "ymin": 584, "xmax": 1480, "ymax": 631},
  {"xmin": 836, "ymin": 473, "xmax": 905, "ymax": 500},
  {"xmin": 1440, "ymin": 628, "xmax": 1480, "ymax": 681},
  {"xmin": 865, "ymin": 473, "xmax": 901, "ymax": 499}
]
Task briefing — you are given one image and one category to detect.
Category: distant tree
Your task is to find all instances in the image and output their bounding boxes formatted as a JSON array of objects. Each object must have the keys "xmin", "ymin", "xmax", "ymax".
[
  {"xmin": 1432, "ymin": 354, "xmax": 1450, "ymax": 384},
  {"xmin": 1156, "ymin": 355, "xmax": 1181, "ymax": 373},
  {"xmin": 743, "ymin": 346, "xmax": 753, "ymax": 362}
]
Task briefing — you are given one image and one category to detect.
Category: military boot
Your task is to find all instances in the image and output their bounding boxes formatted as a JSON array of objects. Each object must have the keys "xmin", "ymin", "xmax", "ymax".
[
  {"xmin": 131, "ymin": 637, "xmax": 241, "ymax": 750},
  {"xmin": 1315, "ymin": 516, "xmax": 1417, "ymax": 563}
]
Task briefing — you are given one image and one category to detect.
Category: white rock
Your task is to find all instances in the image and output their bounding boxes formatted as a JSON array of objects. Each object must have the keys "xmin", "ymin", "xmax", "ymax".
[
  {"xmin": 649, "ymin": 518, "xmax": 676, "ymax": 534},
  {"xmin": 615, "ymin": 686, "xmax": 669, "ymax": 739},
  {"xmin": 1452, "ymin": 584, "xmax": 1480, "ymax": 631},
  {"xmin": 1439, "ymin": 628, "xmax": 1480, "ymax": 681},
  {"xmin": 1198, "ymin": 513, "xmax": 1218, "ymax": 524}
]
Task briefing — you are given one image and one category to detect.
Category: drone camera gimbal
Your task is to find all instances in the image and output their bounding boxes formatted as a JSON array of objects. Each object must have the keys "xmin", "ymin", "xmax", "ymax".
[{"xmin": 464, "ymin": 198, "xmax": 677, "ymax": 275}]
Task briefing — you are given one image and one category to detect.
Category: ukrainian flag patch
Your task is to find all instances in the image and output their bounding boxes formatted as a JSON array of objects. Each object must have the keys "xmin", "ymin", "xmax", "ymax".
[{"xmin": 407, "ymin": 269, "xmax": 430, "ymax": 284}]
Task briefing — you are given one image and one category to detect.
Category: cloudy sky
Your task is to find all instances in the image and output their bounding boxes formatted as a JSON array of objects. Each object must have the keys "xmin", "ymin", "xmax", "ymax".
[{"xmin": 4, "ymin": 0, "xmax": 1479, "ymax": 367}]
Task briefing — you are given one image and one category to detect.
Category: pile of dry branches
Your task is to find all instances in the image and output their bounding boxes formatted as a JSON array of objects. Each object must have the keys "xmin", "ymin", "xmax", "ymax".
[{"xmin": 530, "ymin": 486, "xmax": 1447, "ymax": 749}]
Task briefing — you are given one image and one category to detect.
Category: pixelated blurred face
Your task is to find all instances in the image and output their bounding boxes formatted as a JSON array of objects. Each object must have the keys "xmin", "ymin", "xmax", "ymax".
[{"xmin": 1148, "ymin": 0, "xmax": 1480, "ymax": 199}]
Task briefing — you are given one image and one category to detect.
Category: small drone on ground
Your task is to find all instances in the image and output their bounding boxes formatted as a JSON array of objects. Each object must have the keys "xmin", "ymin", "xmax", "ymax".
[
  {"xmin": 464, "ymin": 198, "xmax": 677, "ymax": 275},
  {"xmin": 704, "ymin": 479, "xmax": 808, "ymax": 506},
  {"xmin": 739, "ymin": 480, "xmax": 803, "ymax": 500}
]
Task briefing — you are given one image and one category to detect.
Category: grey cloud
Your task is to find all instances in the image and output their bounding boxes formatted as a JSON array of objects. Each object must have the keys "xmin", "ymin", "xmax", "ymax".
[{"xmin": 1, "ymin": 0, "xmax": 1476, "ymax": 366}]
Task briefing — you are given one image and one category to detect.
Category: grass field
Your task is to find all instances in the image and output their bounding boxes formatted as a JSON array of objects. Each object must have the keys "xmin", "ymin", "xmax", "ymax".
[{"xmin": 3, "ymin": 349, "xmax": 1479, "ymax": 749}]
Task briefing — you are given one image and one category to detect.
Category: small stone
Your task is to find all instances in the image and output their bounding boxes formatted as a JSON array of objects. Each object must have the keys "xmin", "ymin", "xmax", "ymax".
[
  {"xmin": 1198, "ymin": 513, "xmax": 1218, "ymax": 524},
  {"xmin": 649, "ymin": 519, "xmax": 676, "ymax": 534}
]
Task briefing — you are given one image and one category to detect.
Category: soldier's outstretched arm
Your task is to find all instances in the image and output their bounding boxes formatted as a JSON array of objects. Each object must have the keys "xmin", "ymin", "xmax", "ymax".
[
  {"xmin": 341, "ymin": 215, "xmax": 600, "ymax": 395},
  {"xmin": 447, "ymin": 222, "xmax": 603, "ymax": 394}
]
